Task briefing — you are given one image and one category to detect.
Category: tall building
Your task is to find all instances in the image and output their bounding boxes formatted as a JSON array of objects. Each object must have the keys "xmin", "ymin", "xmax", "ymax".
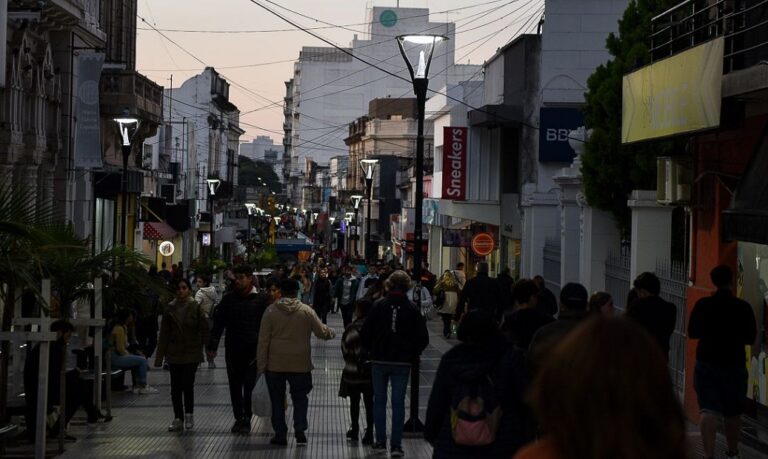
[{"xmin": 285, "ymin": 6, "xmax": 479, "ymax": 205}]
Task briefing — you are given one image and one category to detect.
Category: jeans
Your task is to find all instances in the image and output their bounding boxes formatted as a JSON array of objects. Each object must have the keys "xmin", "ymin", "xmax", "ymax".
[
  {"xmin": 169, "ymin": 363, "xmax": 198, "ymax": 419},
  {"xmin": 340, "ymin": 303, "xmax": 354, "ymax": 328},
  {"xmin": 225, "ymin": 352, "xmax": 258, "ymax": 421},
  {"xmin": 265, "ymin": 372, "xmax": 313, "ymax": 435},
  {"xmin": 371, "ymin": 363, "xmax": 410, "ymax": 448},
  {"xmin": 111, "ymin": 353, "xmax": 149, "ymax": 386}
]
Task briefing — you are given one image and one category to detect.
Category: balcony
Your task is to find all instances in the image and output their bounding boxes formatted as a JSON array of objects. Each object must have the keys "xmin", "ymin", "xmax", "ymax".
[
  {"xmin": 651, "ymin": 0, "xmax": 768, "ymax": 74},
  {"xmin": 100, "ymin": 70, "xmax": 164, "ymax": 125}
]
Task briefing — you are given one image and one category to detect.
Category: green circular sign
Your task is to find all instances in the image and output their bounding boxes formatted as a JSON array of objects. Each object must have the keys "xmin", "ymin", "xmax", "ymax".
[{"xmin": 380, "ymin": 10, "xmax": 397, "ymax": 28}]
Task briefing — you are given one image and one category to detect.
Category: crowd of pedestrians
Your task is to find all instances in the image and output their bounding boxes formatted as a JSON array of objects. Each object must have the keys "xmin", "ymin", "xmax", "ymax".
[{"xmin": 23, "ymin": 254, "xmax": 759, "ymax": 459}]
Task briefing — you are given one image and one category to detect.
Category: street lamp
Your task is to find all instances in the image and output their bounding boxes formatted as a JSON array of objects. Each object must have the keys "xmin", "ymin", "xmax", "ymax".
[
  {"xmin": 396, "ymin": 32, "xmax": 447, "ymax": 434},
  {"xmin": 114, "ymin": 116, "xmax": 140, "ymax": 246},
  {"xmin": 359, "ymin": 159, "xmax": 378, "ymax": 262},
  {"xmin": 245, "ymin": 203, "xmax": 257, "ymax": 256},
  {"xmin": 351, "ymin": 194, "xmax": 363, "ymax": 257},
  {"xmin": 206, "ymin": 178, "xmax": 221, "ymax": 262}
]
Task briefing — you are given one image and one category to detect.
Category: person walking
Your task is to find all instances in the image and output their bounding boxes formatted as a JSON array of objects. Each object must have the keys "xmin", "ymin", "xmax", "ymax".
[
  {"xmin": 360, "ymin": 270, "xmax": 430, "ymax": 457},
  {"xmin": 533, "ymin": 275, "xmax": 558, "ymax": 318},
  {"xmin": 155, "ymin": 279, "xmax": 209, "ymax": 432},
  {"xmin": 207, "ymin": 265, "xmax": 270, "ymax": 434},
  {"xmin": 433, "ymin": 270, "xmax": 461, "ymax": 339},
  {"xmin": 501, "ymin": 279, "xmax": 553, "ymax": 351},
  {"xmin": 334, "ymin": 265, "xmax": 360, "ymax": 327},
  {"xmin": 311, "ymin": 267, "xmax": 333, "ymax": 324},
  {"xmin": 452, "ymin": 262, "xmax": 466, "ymax": 290},
  {"xmin": 257, "ymin": 278, "xmax": 335, "ymax": 446},
  {"xmin": 425, "ymin": 310, "xmax": 534, "ymax": 458},
  {"xmin": 528, "ymin": 282, "xmax": 589, "ymax": 371},
  {"xmin": 626, "ymin": 272, "xmax": 677, "ymax": 360},
  {"xmin": 514, "ymin": 317, "xmax": 687, "ymax": 459},
  {"xmin": 195, "ymin": 275, "xmax": 218, "ymax": 369},
  {"xmin": 497, "ymin": 267, "xmax": 515, "ymax": 315},
  {"xmin": 339, "ymin": 299, "xmax": 374, "ymax": 445},
  {"xmin": 456, "ymin": 262, "xmax": 503, "ymax": 323},
  {"xmin": 689, "ymin": 265, "xmax": 757, "ymax": 459}
]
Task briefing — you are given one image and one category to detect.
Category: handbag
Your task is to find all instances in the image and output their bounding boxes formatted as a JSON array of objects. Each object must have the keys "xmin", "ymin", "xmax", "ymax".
[{"xmin": 252, "ymin": 374, "xmax": 272, "ymax": 417}]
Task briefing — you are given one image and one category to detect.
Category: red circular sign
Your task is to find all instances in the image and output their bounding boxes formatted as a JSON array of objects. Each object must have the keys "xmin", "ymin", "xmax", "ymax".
[{"xmin": 471, "ymin": 232, "xmax": 495, "ymax": 257}]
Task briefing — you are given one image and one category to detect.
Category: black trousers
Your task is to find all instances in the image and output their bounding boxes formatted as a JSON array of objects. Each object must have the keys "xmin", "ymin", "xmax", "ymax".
[
  {"xmin": 348, "ymin": 385, "xmax": 373, "ymax": 432},
  {"xmin": 169, "ymin": 363, "xmax": 198, "ymax": 419},
  {"xmin": 314, "ymin": 305, "xmax": 329, "ymax": 324},
  {"xmin": 26, "ymin": 369, "xmax": 99, "ymax": 440},
  {"xmin": 135, "ymin": 316, "xmax": 158, "ymax": 358},
  {"xmin": 340, "ymin": 303, "xmax": 354, "ymax": 328},
  {"xmin": 440, "ymin": 313, "xmax": 452, "ymax": 337},
  {"xmin": 225, "ymin": 352, "xmax": 258, "ymax": 421}
]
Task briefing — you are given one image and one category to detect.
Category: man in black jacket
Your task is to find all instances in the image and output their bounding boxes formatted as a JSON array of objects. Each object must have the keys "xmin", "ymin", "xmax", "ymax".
[
  {"xmin": 625, "ymin": 272, "xmax": 677, "ymax": 359},
  {"xmin": 207, "ymin": 264, "xmax": 270, "ymax": 434},
  {"xmin": 360, "ymin": 270, "xmax": 429, "ymax": 457},
  {"xmin": 455, "ymin": 262, "xmax": 503, "ymax": 322},
  {"xmin": 689, "ymin": 265, "xmax": 757, "ymax": 459}
]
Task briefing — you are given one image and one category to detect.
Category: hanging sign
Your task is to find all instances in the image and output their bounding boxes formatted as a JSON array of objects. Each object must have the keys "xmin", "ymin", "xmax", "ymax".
[
  {"xmin": 442, "ymin": 127, "xmax": 467, "ymax": 200},
  {"xmin": 158, "ymin": 240, "xmax": 175, "ymax": 256}
]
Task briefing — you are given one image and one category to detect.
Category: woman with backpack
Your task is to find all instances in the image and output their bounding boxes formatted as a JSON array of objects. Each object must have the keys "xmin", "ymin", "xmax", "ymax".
[
  {"xmin": 433, "ymin": 270, "xmax": 461, "ymax": 339},
  {"xmin": 339, "ymin": 299, "xmax": 374, "ymax": 445},
  {"xmin": 425, "ymin": 309, "xmax": 534, "ymax": 458},
  {"xmin": 155, "ymin": 279, "xmax": 210, "ymax": 432}
]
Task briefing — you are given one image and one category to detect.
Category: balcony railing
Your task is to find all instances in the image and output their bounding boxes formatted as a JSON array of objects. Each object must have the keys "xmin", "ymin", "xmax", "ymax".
[
  {"xmin": 100, "ymin": 70, "xmax": 164, "ymax": 124},
  {"xmin": 651, "ymin": 0, "xmax": 768, "ymax": 73}
]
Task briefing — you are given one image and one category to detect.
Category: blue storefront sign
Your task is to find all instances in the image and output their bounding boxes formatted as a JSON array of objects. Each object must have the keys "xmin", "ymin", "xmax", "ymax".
[{"xmin": 538, "ymin": 107, "xmax": 584, "ymax": 162}]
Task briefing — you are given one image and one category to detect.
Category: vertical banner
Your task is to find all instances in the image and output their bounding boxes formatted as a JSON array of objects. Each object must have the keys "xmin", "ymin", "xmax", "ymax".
[
  {"xmin": 442, "ymin": 126, "xmax": 467, "ymax": 201},
  {"xmin": 74, "ymin": 51, "xmax": 105, "ymax": 169}
]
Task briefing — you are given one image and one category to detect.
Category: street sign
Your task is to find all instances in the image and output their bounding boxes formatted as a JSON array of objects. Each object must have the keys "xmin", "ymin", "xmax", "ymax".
[{"xmin": 471, "ymin": 232, "xmax": 495, "ymax": 257}]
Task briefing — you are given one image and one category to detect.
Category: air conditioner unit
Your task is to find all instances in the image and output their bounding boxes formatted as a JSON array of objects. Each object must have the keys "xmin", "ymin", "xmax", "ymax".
[
  {"xmin": 160, "ymin": 184, "xmax": 177, "ymax": 205},
  {"xmin": 656, "ymin": 157, "xmax": 692, "ymax": 205}
]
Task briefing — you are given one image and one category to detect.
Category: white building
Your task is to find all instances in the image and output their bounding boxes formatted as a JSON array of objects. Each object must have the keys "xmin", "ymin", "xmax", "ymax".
[
  {"xmin": 145, "ymin": 67, "xmax": 244, "ymax": 262},
  {"xmin": 285, "ymin": 6, "xmax": 479, "ymax": 204},
  {"xmin": 520, "ymin": 0, "xmax": 629, "ymax": 293}
]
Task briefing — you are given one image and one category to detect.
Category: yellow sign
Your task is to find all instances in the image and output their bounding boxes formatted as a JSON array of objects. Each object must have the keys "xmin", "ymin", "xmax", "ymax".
[{"xmin": 622, "ymin": 37, "xmax": 723, "ymax": 144}]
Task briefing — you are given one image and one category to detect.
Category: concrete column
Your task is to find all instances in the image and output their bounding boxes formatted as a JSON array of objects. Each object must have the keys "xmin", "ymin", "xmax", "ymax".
[
  {"xmin": 628, "ymin": 190, "xmax": 673, "ymax": 282},
  {"xmin": 580, "ymin": 204, "xmax": 621, "ymax": 292},
  {"xmin": 520, "ymin": 183, "xmax": 559, "ymax": 278},
  {"xmin": 554, "ymin": 174, "xmax": 581, "ymax": 285}
]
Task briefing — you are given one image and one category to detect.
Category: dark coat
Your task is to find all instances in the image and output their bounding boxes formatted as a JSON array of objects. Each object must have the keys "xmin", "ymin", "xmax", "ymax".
[
  {"xmin": 497, "ymin": 273, "xmax": 515, "ymax": 313},
  {"xmin": 360, "ymin": 292, "xmax": 429, "ymax": 364},
  {"xmin": 424, "ymin": 336, "xmax": 535, "ymax": 458},
  {"xmin": 155, "ymin": 297, "xmax": 209, "ymax": 365},
  {"xmin": 528, "ymin": 310, "xmax": 588, "ymax": 371},
  {"xmin": 535, "ymin": 286, "xmax": 558, "ymax": 318},
  {"xmin": 312, "ymin": 278, "xmax": 333, "ymax": 312},
  {"xmin": 689, "ymin": 289, "xmax": 757, "ymax": 368},
  {"xmin": 626, "ymin": 295, "xmax": 677, "ymax": 357},
  {"xmin": 501, "ymin": 307, "xmax": 554, "ymax": 351},
  {"xmin": 333, "ymin": 276, "xmax": 360, "ymax": 305},
  {"xmin": 456, "ymin": 273, "xmax": 503, "ymax": 322},
  {"xmin": 339, "ymin": 317, "xmax": 371, "ymax": 396},
  {"xmin": 207, "ymin": 287, "xmax": 269, "ymax": 356}
]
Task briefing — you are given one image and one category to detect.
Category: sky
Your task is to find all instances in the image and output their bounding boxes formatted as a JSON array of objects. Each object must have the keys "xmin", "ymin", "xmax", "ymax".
[{"xmin": 135, "ymin": 0, "xmax": 545, "ymax": 144}]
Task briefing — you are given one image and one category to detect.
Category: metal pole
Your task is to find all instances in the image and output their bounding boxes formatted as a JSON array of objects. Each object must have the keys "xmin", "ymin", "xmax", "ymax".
[
  {"xmin": 404, "ymin": 77, "xmax": 428, "ymax": 433},
  {"xmin": 120, "ymin": 145, "xmax": 131, "ymax": 246},
  {"xmin": 365, "ymin": 187, "xmax": 372, "ymax": 262}
]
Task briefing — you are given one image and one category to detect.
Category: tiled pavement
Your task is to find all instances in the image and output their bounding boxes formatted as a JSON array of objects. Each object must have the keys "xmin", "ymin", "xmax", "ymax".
[{"xmin": 5, "ymin": 312, "xmax": 767, "ymax": 458}]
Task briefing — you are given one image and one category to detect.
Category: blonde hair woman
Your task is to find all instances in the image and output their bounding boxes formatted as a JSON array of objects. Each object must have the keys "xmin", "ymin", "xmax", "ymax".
[{"xmin": 433, "ymin": 270, "xmax": 461, "ymax": 339}]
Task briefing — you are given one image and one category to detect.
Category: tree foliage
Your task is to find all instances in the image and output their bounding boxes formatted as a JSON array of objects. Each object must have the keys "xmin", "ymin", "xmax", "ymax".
[
  {"xmin": 239, "ymin": 155, "xmax": 282, "ymax": 193},
  {"xmin": 582, "ymin": 0, "xmax": 686, "ymax": 236}
]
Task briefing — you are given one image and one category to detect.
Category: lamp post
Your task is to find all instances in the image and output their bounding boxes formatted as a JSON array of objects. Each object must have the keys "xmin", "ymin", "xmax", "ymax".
[
  {"xmin": 396, "ymin": 32, "xmax": 447, "ymax": 434},
  {"xmin": 359, "ymin": 159, "xmax": 378, "ymax": 262},
  {"xmin": 351, "ymin": 194, "xmax": 363, "ymax": 257},
  {"xmin": 206, "ymin": 178, "xmax": 221, "ymax": 262},
  {"xmin": 114, "ymin": 117, "xmax": 140, "ymax": 246}
]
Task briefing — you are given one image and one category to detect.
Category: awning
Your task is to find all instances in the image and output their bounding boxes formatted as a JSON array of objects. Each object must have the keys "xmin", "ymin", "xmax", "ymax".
[
  {"xmin": 722, "ymin": 126, "xmax": 768, "ymax": 245},
  {"xmin": 143, "ymin": 222, "xmax": 178, "ymax": 241}
]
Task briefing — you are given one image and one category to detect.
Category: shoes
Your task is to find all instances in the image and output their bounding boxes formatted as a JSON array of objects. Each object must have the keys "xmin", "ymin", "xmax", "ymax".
[
  {"xmin": 373, "ymin": 441, "xmax": 387, "ymax": 453},
  {"xmin": 238, "ymin": 418, "xmax": 251, "ymax": 434},
  {"xmin": 230, "ymin": 420, "xmax": 242, "ymax": 433},
  {"xmin": 270, "ymin": 434, "xmax": 288, "ymax": 446},
  {"xmin": 208, "ymin": 361, "xmax": 216, "ymax": 369},
  {"xmin": 346, "ymin": 428, "xmax": 358, "ymax": 441},
  {"xmin": 168, "ymin": 418, "xmax": 183, "ymax": 432},
  {"xmin": 87, "ymin": 411, "xmax": 106, "ymax": 424},
  {"xmin": 362, "ymin": 429, "xmax": 373, "ymax": 445},
  {"xmin": 162, "ymin": 362, "xmax": 170, "ymax": 371},
  {"xmin": 135, "ymin": 385, "xmax": 159, "ymax": 395},
  {"xmin": 184, "ymin": 414, "xmax": 194, "ymax": 430},
  {"xmin": 295, "ymin": 431, "xmax": 307, "ymax": 446},
  {"xmin": 391, "ymin": 446, "xmax": 404, "ymax": 457},
  {"xmin": 47, "ymin": 432, "xmax": 77, "ymax": 442}
]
